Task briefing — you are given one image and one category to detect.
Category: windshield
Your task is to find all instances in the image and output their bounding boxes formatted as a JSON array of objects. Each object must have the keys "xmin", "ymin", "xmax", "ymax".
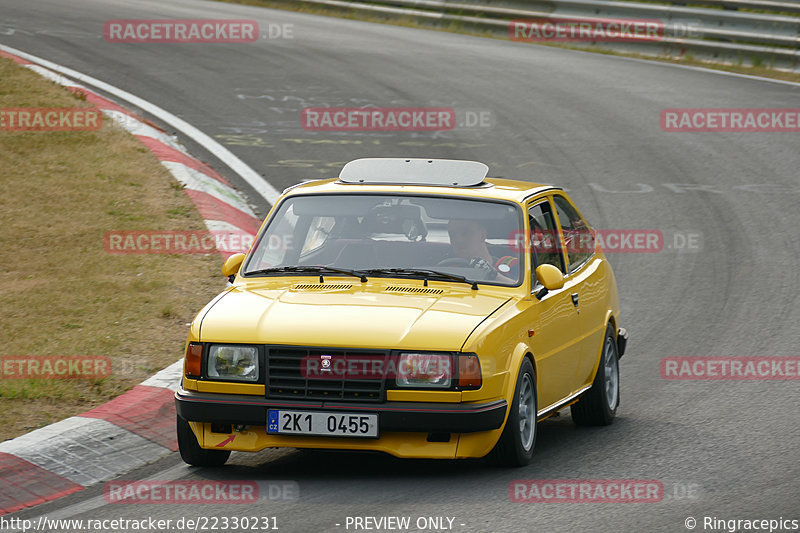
[{"xmin": 242, "ymin": 194, "xmax": 524, "ymax": 287}]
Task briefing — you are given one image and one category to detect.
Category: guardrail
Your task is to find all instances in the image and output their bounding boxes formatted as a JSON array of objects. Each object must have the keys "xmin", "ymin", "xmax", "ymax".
[
  {"xmin": 619, "ymin": 0, "xmax": 800, "ymax": 16},
  {"xmin": 294, "ymin": 0, "xmax": 800, "ymax": 71}
]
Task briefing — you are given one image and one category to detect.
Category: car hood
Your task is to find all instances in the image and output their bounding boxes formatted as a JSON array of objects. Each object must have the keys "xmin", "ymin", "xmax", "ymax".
[{"xmin": 197, "ymin": 283, "xmax": 512, "ymax": 351}]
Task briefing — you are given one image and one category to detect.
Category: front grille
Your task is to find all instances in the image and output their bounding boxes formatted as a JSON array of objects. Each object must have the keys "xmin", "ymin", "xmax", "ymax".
[{"xmin": 265, "ymin": 347, "xmax": 388, "ymax": 402}]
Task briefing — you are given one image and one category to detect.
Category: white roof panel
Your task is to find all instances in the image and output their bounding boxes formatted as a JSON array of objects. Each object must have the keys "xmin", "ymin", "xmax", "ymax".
[{"xmin": 339, "ymin": 158, "xmax": 489, "ymax": 187}]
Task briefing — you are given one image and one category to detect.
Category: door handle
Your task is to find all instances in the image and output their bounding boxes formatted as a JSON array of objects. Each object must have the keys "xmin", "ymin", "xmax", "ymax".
[{"xmin": 571, "ymin": 293, "xmax": 579, "ymax": 307}]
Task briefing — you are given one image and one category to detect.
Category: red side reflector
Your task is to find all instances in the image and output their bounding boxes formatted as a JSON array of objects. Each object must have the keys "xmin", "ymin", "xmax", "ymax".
[
  {"xmin": 185, "ymin": 343, "xmax": 203, "ymax": 377},
  {"xmin": 458, "ymin": 354, "xmax": 482, "ymax": 389}
]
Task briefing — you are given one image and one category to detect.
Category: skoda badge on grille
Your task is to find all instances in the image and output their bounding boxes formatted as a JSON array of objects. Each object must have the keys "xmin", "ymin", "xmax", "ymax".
[{"xmin": 320, "ymin": 355, "xmax": 332, "ymax": 372}]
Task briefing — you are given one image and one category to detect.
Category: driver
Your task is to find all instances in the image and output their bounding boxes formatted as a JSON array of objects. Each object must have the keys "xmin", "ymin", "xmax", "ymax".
[{"xmin": 446, "ymin": 219, "xmax": 515, "ymax": 283}]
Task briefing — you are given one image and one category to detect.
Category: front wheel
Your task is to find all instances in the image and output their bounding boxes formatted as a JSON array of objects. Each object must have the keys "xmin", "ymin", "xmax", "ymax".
[
  {"xmin": 177, "ymin": 415, "xmax": 231, "ymax": 467},
  {"xmin": 570, "ymin": 324, "xmax": 620, "ymax": 426},
  {"xmin": 487, "ymin": 357, "xmax": 537, "ymax": 467}
]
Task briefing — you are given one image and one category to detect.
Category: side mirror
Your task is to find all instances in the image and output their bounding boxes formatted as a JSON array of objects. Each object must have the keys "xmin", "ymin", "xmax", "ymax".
[
  {"xmin": 222, "ymin": 253, "xmax": 246, "ymax": 282},
  {"xmin": 534, "ymin": 264, "xmax": 564, "ymax": 300}
]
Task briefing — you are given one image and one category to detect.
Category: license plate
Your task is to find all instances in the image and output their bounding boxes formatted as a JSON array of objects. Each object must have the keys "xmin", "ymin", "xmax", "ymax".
[{"xmin": 267, "ymin": 410, "xmax": 378, "ymax": 438}]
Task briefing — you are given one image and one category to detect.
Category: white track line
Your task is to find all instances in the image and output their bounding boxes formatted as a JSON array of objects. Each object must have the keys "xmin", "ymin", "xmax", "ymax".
[
  {"xmin": 161, "ymin": 161, "xmax": 258, "ymax": 215},
  {"xmin": 0, "ymin": 43, "xmax": 281, "ymax": 205},
  {"xmin": 140, "ymin": 359, "xmax": 184, "ymax": 391},
  {"xmin": 4, "ymin": 463, "xmax": 193, "ymax": 532},
  {"xmin": 0, "ymin": 418, "xmax": 170, "ymax": 487}
]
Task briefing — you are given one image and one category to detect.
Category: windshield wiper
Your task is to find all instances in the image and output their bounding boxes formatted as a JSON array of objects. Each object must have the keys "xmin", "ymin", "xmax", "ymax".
[
  {"xmin": 245, "ymin": 265, "xmax": 367, "ymax": 282},
  {"xmin": 362, "ymin": 268, "xmax": 479, "ymax": 290}
]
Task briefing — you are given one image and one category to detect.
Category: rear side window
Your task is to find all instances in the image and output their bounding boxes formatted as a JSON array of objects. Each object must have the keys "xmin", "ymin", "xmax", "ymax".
[{"xmin": 553, "ymin": 195, "xmax": 594, "ymax": 273}]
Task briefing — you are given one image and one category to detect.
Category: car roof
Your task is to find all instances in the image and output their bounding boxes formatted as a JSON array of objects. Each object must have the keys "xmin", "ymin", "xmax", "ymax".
[{"xmin": 284, "ymin": 158, "xmax": 560, "ymax": 203}]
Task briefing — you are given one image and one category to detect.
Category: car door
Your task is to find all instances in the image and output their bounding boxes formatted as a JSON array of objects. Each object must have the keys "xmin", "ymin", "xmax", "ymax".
[
  {"xmin": 520, "ymin": 197, "xmax": 583, "ymax": 413},
  {"xmin": 551, "ymin": 193, "xmax": 606, "ymax": 394}
]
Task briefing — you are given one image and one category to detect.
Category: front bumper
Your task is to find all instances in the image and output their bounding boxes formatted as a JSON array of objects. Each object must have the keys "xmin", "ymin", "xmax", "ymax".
[{"xmin": 175, "ymin": 388, "xmax": 506, "ymax": 434}]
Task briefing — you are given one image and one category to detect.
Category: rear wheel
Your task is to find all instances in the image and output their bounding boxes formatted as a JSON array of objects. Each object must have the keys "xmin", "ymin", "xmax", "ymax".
[
  {"xmin": 571, "ymin": 324, "xmax": 619, "ymax": 426},
  {"xmin": 177, "ymin": 415, "xmax": 231, "ymax": 467},
  {"xmin": 487, "ymin": 357, "xmax": 537, "ymax": 467}
]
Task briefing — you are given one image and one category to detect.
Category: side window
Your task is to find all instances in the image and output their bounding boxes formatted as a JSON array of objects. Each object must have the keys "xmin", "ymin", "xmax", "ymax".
[
  {"xmin": 553, "ymin": 195, "xmax": 594, "ymax": 273},
  {"xmin": 528, "ymin": 200, "xmax": 564, "ymax": 279}
]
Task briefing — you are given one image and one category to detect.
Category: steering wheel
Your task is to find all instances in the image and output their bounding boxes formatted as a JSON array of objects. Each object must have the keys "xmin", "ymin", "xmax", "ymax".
[{"xmin": 436, "ymin": 257, "xmax": 474, "ymax": 268}]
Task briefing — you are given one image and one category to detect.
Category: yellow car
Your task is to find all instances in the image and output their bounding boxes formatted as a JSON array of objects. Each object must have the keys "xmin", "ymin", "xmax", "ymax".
[{"xmin": 175, "ymin": 158, "xmax": 628, "ymax": 467}]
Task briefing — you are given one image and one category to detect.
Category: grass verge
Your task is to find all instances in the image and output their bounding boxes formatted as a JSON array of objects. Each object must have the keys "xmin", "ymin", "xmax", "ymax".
[
  {"xmin": 219, "ymin": 0, "xmax": 800, "ymax": 83},
  {"xmin": 0, "ymin": 57, "xmax": 224, "ymax": 442}
]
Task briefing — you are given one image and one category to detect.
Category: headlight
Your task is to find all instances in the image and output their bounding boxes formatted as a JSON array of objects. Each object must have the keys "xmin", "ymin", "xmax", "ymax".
[
  {"xmin": 207, "ymin": 345, "xmax": 258, "ymax": 381},
  {"xmin": 396, "ymin": 352, "xmax": 453, "ymax": 388}
]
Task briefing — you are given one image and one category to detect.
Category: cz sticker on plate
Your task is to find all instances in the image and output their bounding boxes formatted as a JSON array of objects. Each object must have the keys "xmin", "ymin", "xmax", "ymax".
[{"xmin": 268, "ymin": 409, "xmax": 378, "ymax": 438}]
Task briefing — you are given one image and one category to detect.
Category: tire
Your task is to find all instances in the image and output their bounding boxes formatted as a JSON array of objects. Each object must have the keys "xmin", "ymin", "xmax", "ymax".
[
  {"xmin": 570, "ymin": 324, "xmax": 620, "ymax": 426},
  {"xmin": 177, "ymin": 415, "xmax": 231, "ymax": 467},
  {"xmin": 487, "ymin": 357, "xmax": 537, "ymax": 467}
]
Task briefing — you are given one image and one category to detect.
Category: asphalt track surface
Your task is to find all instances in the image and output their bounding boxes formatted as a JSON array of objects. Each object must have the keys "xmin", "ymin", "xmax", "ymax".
[{"xmin": 2, "ymin": 0, "xmax": 799, "ymax": 531}]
